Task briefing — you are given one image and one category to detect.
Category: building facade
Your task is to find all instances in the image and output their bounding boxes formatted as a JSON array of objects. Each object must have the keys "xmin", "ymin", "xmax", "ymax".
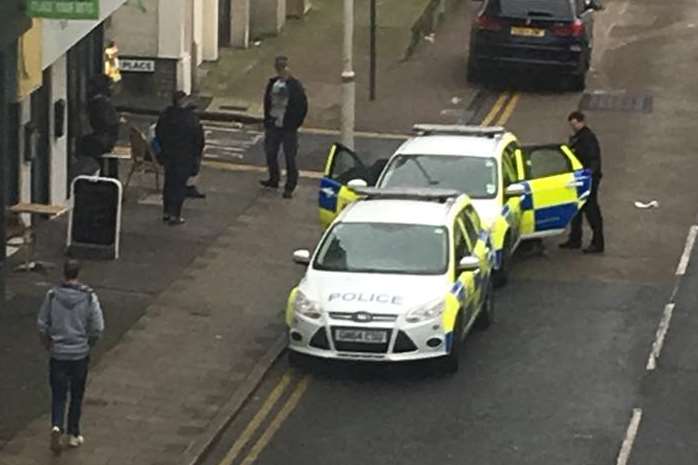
[{"xmin": 0, "ymin": 1, "xmax": 32, "ymax": 300}]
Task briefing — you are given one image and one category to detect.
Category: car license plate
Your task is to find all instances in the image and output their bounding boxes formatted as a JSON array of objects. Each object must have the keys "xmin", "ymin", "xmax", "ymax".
[
  {"xmin": 335, "ymin": 329, "xmax": 387, "ymax": 344},
  {"xmin": 510, "ymin": 26, "xmax": 545, "ymax": 37}
]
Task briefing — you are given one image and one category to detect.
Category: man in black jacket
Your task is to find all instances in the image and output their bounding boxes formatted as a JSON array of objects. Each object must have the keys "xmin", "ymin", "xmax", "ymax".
[
  {"xmin": 79, "ymin": 75, "xmax": 120, "ymax": 177},
  {"xmin": 560, "ymin": 111, "xmax": 605, "ymax": 254},
  {"xmin": 156, "ymin": 91, "xmax": 205, "ymax": 225},
  {"xmin": 259, "ymin": 56, "xmax": 308, "ymax": 198}
]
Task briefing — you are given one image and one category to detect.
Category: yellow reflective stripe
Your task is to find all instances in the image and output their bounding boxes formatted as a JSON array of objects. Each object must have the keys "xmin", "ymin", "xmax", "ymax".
[
  {"xmin": 319, "ymin": 209, "xmax": 335, "ymax": 229},
  {"xmin": 336, "ymin": 185, "xmax": 359, "ymax": 213},
  {"xmin": 561, "ymin": 145, "xmax": 583, "ymax": 170},
  {"xmin": 442, "ymin": 294, "xmax": 460, "ymax": 332},
  {"xmin": 521, "ymin": 210, "xmax": 535, "ymax": 235},
  {"xmin": 286, "ymin": 288, "xmax": 299, "ymax": 326},
  {"xmin": 323, "ymin": 144, "xmax": 337, "ymax": 176},
  {"xmin": 529, "ymin": 173, "xmax": 577, "ymax": 208}
]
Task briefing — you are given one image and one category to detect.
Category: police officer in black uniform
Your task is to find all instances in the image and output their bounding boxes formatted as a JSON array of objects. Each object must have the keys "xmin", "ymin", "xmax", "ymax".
[
  {"xmin": 156, "ymin": 91, "xmax": 205, "ymax": 226},
  {"xmin": 560, "ymin": 111, "xmax": 605, "ymax": 254}
]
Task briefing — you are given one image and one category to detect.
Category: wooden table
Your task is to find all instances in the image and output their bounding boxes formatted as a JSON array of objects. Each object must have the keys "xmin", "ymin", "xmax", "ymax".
[
  {"xmin": 100, "ymin": 152, "xmax": 131, "ymax": 180},
  {"xmin": 9, "ymin": 203, "xmax": 69, "ymax": 272}
]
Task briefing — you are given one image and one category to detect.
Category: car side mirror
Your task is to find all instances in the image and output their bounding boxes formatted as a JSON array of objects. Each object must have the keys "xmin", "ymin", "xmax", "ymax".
[
  {"xmin": 504, "ymin": 183, "xmax": 526, "ymax": 198},
  {"xmin": 457, "ymin": 256, "xmax": 480, "ymax": 273},
  {"xmin": 348, "ymin": 178, "xmax": 368, "ymax": 189},
  {"xmin": 292, "ymin": 249, "xmax": 311, "ymax": 265}
]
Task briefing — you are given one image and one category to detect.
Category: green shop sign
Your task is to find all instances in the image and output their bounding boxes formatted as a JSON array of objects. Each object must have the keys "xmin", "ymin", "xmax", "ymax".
[{"xmin": 27, "ymin": 0, "xmax": 100, "ymax": 20}]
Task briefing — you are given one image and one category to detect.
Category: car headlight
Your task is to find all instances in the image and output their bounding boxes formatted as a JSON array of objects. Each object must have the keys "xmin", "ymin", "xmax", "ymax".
[
  {"xmin": 294, "ymin": 290, "xmax": 323, "ymax": 319},
  {"xmin": 405, "ymin": 298, "xmax": 445, "ymax": 324}
]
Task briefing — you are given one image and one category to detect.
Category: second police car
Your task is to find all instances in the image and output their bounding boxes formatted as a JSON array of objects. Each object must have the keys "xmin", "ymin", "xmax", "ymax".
[
  {"xmin": 287, "ymin": 188, "xmax": 494, "ymax": 373},
  {"xmin": 318, "ymin": 125, "xmax": 592, "ymax": 286}
]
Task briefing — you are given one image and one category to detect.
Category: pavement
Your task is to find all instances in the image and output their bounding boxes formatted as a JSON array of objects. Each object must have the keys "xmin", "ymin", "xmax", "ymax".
[{"xmin": 115, "ymin": 0, "xmax": 476, "ymax": 133}]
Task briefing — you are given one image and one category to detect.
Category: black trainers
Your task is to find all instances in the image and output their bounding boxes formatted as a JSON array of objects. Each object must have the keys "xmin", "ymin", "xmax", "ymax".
[
  {"xmin": 163, "ymin": 215, "xmax": 171, "ymax": 223},
  {"xmin": 168, "ymin": 217, "xmax": 186, "ymax": 226},
  {"xmin": 259, "ymin": 180, "xmax": 279, "ymax": 189},
  {"xmin": 282, "ymin": 191, "xmax": 293, "ymax": 199},
  {"xmin": 583, "ymin": 244, "xmax": 604, "ymax": 254},
  {"xmin": 186, "ymin": 186, "xmax": 207, "ymax": 199},
  {"xmin": 559, "ymin": 241, "xmax": 581, "ymax": 249}
]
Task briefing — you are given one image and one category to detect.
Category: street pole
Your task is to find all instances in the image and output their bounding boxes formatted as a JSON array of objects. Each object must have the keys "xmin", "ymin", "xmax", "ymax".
[
  {"xmin": 341, "ymin": 0, "xmax": 355, "ymax": 149},
  {"xmin": 0, "ymin": 49, "xmax": 8, "ymax": 306},
  {"xmin": 369, "ymin": 0, "xmax": 376, "ymax": 101}
]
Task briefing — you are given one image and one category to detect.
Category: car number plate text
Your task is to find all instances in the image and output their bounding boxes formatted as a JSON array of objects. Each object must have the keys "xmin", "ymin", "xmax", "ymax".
[
  {"xmin": 510, "ymin": 26, "xmax": 545, "ymax": 37},
  {"xmin": 335, "ymin": 329, "xmax": 387, "ymax": 343}
]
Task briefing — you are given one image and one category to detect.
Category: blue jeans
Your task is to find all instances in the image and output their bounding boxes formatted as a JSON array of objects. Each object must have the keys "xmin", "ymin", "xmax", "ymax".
[{"xmin": 50, "ymin": 357, "xmax": 89, "ymax": 435}]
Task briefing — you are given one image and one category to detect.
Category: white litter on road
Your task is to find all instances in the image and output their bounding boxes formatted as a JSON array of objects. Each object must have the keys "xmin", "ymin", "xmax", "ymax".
[{"xmin": 634, "ymin": 200, "xmax": 659, "ymax": 209}]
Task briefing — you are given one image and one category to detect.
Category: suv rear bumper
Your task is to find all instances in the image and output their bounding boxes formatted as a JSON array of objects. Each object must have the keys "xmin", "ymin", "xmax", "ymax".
[{"xmin": 471, "ymin": 40, "xmax": 586, "ymax": 73}]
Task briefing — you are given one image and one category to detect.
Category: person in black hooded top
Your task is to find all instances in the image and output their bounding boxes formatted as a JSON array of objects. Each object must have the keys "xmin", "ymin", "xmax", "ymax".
[
  {"xmin": 156, "ymin": 91, "xmax": 205, "ymax": 225},
  {"xmin": 79, "ymin": 75, "xmax": 120, "ymax": 176}
]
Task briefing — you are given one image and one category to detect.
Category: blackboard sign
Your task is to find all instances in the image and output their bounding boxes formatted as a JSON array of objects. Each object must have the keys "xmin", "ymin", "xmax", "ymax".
[{"xmin": 67, "ymin": 176, "xmax": 122, "ymax": 260}]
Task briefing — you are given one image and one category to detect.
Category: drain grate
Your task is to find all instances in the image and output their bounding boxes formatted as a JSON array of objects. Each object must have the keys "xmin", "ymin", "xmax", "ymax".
[{"xmin": 580, "ymin": 92, "xmax": 653, "ymax": 113}]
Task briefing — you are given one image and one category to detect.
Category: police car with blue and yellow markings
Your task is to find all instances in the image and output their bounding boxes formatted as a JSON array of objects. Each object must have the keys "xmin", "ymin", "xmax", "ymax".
[
  {"xmin": 288, "ymin": 188, "xmax": 494, "ymax": 373},
  {"xmin": 318, "ymin": 125, "xmax": 591, "ymax": 286}
]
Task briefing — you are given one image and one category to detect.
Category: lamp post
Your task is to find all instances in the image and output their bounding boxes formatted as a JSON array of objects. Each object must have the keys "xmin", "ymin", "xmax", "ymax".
[{"xmin": 340, "ymin": 0, "xmax": 355, "ymax": 149}]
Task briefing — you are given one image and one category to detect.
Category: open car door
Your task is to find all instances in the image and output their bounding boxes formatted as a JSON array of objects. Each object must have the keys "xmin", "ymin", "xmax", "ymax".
[
  {"xmin": 318, "ymin": 143, "xmax": 387, "ymax": 228},
  {"xmin": 519, "ymin": 144, "xmax": 591, "ymax": 239}
]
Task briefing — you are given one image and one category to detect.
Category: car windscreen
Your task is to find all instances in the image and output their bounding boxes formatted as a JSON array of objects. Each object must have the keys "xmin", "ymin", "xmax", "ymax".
[
  {"xmin": 379, "ymin": 154, "xmax": 499, "ymax": 199},
  {"xmin": 484, "ymin": 0, "xmax": 573, "ymax": 19},
  {"xmin": 313, "ymin": 223, "xmax": 449, "ymax": 275}
]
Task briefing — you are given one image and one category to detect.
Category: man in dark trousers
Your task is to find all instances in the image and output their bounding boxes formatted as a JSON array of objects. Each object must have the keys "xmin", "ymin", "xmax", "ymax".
[
  {"xmin": 560, "ymin": 111, "xmax": 605, "ymax": 254},
  {"xmin": 156, "ymin": 91, "xmax": 205, "ymax": 225},
  {"xmin": 79, "ymin": 75, "xmax": 120, "ymax": 177},
  {"xmin": 260, "ymin": 56, "xmax": 308, "ymax": 199},
  {"xmin": 38, "ymin": 259, "xmax": 104, "ymax": 454}
]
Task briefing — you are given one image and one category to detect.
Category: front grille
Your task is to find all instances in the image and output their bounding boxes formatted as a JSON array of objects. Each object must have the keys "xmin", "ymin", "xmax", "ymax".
[
  {"xmin": 329, "ymin": 312, "xmax": 398, "ymax": 323},
  {"xmin": 309, "ymin": 329, "xmax": 330, "ymax": 349},
  {"xmin": 393, "ymin": 331, "xmax": 418, "ymax": 353},
  {"xmin": 331, "ymin": 327, "xmax": 391, "ymax": 353}
]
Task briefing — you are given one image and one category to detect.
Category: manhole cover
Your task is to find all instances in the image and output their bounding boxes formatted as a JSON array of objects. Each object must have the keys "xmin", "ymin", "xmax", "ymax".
[{"xmin": 580, "ymin": 92, "xmax": 653, "ymax": 113}]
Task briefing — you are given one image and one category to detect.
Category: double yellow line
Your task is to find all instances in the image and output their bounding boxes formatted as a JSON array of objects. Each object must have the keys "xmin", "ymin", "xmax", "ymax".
[
  {"xmin": 218, "ymin": 372, "xmax": 311, "ymax": 465},
  {"xmin": 480, "ymin": 92, "xmax": 521, "ymax": 127},
  {"xmin": 212, "ymin": 90, "xmax": 523, "ymax": 465}
]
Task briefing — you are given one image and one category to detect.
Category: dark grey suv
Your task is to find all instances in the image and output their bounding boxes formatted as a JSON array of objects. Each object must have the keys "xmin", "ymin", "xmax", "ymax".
[{"xmin": 467, "ymin": 0, "xmax": 602, "ymax": 90}]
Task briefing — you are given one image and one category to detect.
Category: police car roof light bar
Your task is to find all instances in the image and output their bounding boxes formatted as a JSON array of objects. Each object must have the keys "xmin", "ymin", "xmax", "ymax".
[
  {"xmin": 412, "ymin": 124, "xmax": 506, "ymax": 138},
  {"xmin": 351, "ymin": 187, "xmax": 463, "ymax": 202}
]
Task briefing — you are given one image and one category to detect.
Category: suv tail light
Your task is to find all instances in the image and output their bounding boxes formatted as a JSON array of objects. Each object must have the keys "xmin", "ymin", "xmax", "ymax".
[
  {"xmin": 475, "ymin": 15, "xmax": 505, "ymax": 32},
  {"xmin": 551, "ymin": 19, "xmax": 585, "ymax": 37}
]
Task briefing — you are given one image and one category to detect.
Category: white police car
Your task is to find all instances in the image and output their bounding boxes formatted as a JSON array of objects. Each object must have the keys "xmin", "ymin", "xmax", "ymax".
[{"xmin": 287, "ymin": 188, "xmax": 495, "ymax": 372}]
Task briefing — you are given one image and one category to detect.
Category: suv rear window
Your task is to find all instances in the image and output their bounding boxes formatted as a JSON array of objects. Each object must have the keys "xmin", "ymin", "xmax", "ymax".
[{"xmin": 484, "ymin": 0, "xmax": 573, "ymax": 19}]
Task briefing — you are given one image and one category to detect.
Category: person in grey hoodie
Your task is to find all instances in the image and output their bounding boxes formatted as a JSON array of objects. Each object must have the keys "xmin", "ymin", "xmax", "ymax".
[{"xmin": 37, "ymin": 259, "xmax": 104, "ymax": 453}]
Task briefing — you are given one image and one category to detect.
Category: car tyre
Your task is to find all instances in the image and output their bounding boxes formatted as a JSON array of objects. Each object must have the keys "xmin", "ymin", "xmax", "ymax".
[
  {"xmin": 474, "ymin": 281, "xmax": 495, "ymax": 330},
  {"xmin": 288, "ymin": 350, "xmax": 311, "ymax": 371},
  {"xmin": 467, "ymin": 58, "xmax": 481, "ymax": 83},
  {"xmin": 570, "ymin": 72, "xmax": 587, "ymax": 92},
  {"xmin": 438, "ymin": 313, "xmax": 464, "ymax": 374},
  {"xmin": 493, "ymin": 235, "xmax": 512, "ymax": 288}
]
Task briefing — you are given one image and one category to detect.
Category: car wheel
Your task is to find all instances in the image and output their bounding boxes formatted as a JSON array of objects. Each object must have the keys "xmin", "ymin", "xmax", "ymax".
[
  {"xmin": 288, "ymin": 350, "xmax": 311, "ymax": 370},
  {"xmin": 475, "ymin": 281, "xmax": 495, "ymax": 330},
  {"xmin": 493, "ymin": 235, "xmax": 512, "ymax": 288},
  {"xmin": 570, "ymin": 71, "xmax": 587, "ymax": 92},
  {"xmin": 438, "ymin": 313, "xmax": 464, "ymax": 374},
  {"xmin": 467, "ymin": 58, "xmax": 481, "ymax": 83}
]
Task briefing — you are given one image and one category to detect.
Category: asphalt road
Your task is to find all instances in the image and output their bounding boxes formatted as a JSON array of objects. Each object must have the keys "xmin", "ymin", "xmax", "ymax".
[{"xmin": 196, "ymin": 0, "xmax": 698, "ymax": 464}]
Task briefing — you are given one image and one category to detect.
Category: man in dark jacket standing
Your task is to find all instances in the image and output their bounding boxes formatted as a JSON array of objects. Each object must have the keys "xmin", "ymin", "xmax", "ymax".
[
  {"xmin": 38, "ymin": 259, "xmax": 104, "ymax": 453},
  {"xmin": 79, "ymin": 75, "xmax": 120, "ymax": 177},
  {"xmin": 260, "ymin": 56, "xmax": 308, "ymax": 199},
  {"xmin": 156, "ymin": 91, "xmax": 205, "ymax": 225},
  {"xmin": 560, "ymin": 111, "xmax": 605, "ymax": 254}
]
